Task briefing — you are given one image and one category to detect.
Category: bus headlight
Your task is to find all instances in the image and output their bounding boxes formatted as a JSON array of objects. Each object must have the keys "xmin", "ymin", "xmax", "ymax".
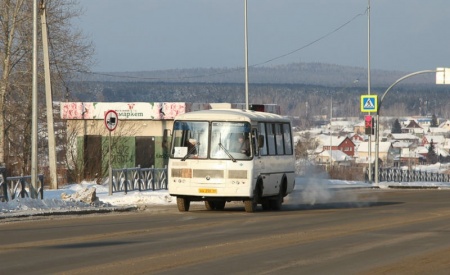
[{"xmin": 171, "ymin": 168, "xmax": 192, "ymax": 178}]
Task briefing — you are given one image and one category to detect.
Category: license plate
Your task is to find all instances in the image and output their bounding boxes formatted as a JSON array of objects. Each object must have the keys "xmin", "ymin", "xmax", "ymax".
[{"xmin": 199, "ymin": 188, "xmax": 217, "ymax": 194}]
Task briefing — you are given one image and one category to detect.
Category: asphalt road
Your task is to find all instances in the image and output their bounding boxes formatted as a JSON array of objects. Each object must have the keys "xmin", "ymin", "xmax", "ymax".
[{"xmin": 1, "ymin": 189, "xmax": 450, "ymax": 274}]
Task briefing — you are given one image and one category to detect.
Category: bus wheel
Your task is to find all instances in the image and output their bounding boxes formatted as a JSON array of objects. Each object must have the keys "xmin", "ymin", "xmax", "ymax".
[
  {"xmin": 215, "ymin": 200, "xmax": 226, "ymax": 210},
  {"xmin": 244, "ymin": 185, "xmax": 260, "ymax": 213},
  {"xmin": 204, "ymin": 200, "xmax": 215, "ymax": 210},
  {"xmin": 270, "ymin": 187, "xmax": 284, "ymax": 211},
  {"xmin": 177, "ymin": 197, "xmax": 190, "ymax": 212},
  {"xmin": 261, "ymin": 200, "xmax": 271, "ymax": 211},
  {"xmin": 244, "ymin": 200, "xmax": 256, "ymax": 212}
]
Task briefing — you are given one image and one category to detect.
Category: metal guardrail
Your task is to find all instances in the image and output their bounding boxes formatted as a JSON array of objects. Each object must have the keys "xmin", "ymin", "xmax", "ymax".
[
  {"xmin": 111, "ymin": 165, "xmax": 168, "ymax": 194},
  {"xmin": 376, "ymin": 168, "xmax": 450, "ymax": 183},
  {"xmin": 0, "ymin": 173, "xmax": 44, "ymax": 202}
]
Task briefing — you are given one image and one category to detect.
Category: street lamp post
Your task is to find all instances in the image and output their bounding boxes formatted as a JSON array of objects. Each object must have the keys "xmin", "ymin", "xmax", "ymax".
[
  {"xmin": 329, "ymin": 96, "xmax": 332, "ymax": 170},
  {"xmin": 367, "ymin": 0, "xmax": 372, "ymax": 183},
  {"xmin": 244, "ymin": 0, "xmax": 249, "ymax": 110},
  {"xmin": 375, "ymin": 69, "xmax": 449, "ymax": 184}
]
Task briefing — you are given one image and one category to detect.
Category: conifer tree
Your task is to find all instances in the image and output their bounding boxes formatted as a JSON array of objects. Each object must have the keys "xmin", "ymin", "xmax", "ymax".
[{"xmin": 391, "ymin": 119, "xmax": 402, "ymax": 133}]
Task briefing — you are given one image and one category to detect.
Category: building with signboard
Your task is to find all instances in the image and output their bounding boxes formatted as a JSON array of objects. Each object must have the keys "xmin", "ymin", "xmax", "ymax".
[{"xmin": 61, "ymin": 102, "xmax": 281, "ymax": 180}]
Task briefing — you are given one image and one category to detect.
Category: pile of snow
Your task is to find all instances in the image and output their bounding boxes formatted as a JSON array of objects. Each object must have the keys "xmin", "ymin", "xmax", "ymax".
[{"xmin": 0, "ymin": 181, "xmax": 177, "ymax": 218}]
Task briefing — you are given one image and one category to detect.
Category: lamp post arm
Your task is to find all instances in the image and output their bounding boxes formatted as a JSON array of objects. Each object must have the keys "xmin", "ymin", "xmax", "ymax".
[
  {"xmin": 377, "ymin": 70, "xmax": 436, "ymax": 115},
  {"xmin": 375, "ymin": 69, "xmax": 437, "ymax": 185}
]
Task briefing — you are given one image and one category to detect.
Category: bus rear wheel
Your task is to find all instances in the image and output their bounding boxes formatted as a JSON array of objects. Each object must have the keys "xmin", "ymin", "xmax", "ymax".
[
  {"xmin": 270, "ymin": 182, "xmax": 285, "ymax": 210},
  {"xmin": 177, "ymin": 197, "xmax": 190, "ymax": 212},
  {"xmin": 269, "ymin": 191, "xmax": 283, "ymax": 211},
  {"xmin": 205, "ymin": 200, "xmax": 214, "ymax": 210},
  {"xmin": 215, "ymin": 200, "xmax": 226, "ymax": 210},
  {"xmin": 261, "ymin": 200, "xmax": 271, "ymax": 210}
]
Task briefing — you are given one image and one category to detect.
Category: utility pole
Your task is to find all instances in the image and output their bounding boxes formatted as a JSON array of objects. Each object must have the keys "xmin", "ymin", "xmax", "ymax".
[
  {"xmin": 329, "ymin": 96, "xmax": 332, "ymax": 170},
  {"xmin": 31, "ymin": 0, "xmax": 38, "ymax": 198},
  {"xmin": 367, "ymin": 0, "xmax": 372, "ymax": 183},
  {"xmin": 244, "ymin": 0, "xmax": 249, "ymax": 110},
  {"xmin": 40, "ymin": 0, "xmax": 58, "ymax": 189}
]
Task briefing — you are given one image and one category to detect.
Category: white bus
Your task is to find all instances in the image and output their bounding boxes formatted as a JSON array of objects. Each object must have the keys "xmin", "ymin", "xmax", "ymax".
[{"xmin": 168, "ymin": 108, "xmax": 296, "ymax": 212}]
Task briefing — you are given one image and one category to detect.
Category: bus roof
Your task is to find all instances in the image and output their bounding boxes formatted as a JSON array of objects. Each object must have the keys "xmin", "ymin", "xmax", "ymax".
[{"xmin": 174, "ymin": 108, "xmax": 290, "ymax": 123}]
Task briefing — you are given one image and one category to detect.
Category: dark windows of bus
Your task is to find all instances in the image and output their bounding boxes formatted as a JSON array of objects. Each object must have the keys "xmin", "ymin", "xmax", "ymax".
[
  {"xmin": 258, "ymin": 122, "xmax": 268, "ymax": 155},
  {"xmin": 283, "ymin": 123, "xmax": 293, "ymax": 155}
]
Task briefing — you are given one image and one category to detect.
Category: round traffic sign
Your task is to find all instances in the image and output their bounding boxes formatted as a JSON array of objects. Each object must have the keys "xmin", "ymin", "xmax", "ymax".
[{"xmin": 104, "ymin": 110, "xmax": 118, "ymax": 131}]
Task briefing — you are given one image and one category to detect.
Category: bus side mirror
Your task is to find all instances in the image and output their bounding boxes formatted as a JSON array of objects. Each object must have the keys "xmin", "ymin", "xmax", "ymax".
[{"xmin": 258, "ymin": 135, "xmax": 264, "ymax": 148}]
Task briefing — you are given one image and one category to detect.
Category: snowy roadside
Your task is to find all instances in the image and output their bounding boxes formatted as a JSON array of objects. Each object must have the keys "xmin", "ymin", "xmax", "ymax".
[
  {"xmin": 1, "ymin": 176, "xmax": 450, "ymax": 219},
  {"xmin": 0, "ymin": 181, "xmax": 174, "ymax": 219}
]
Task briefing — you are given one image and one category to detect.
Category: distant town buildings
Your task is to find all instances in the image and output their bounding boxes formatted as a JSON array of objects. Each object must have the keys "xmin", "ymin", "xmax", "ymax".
[{"xmin": 295, "ymin": 115, "xmax": 450, "ymax": 168}]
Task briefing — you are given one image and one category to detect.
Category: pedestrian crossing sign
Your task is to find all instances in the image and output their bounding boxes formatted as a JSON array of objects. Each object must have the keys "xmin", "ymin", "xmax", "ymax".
[{"xmin": 360, "ymin": 95, "xmax": 378, "ymax": 112}]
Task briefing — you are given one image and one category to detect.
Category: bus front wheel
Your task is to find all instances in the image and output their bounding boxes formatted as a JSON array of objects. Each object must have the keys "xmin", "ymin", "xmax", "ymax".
[
  {"xmin": 244, "ymin": 184, "xmax": 261, "ymax": 213},
  {"xmin": 177, "ymin": 197, "xmax": 190, "ymax": 212},
  {"xmin": 244, "ymin": 200, "xmax": 256, "ymax": 212}
]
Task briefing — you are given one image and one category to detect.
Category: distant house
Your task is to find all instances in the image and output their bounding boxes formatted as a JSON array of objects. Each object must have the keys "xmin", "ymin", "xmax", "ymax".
[
  {"xmin": 348, "ymin": 133, "xmax": 364, "ymax": 143},
  {"xmin": 356, "ymin": 141, "xmax": 394, "ymax": 164},
  {"xmin": 422, "ymin": 126, "xmax": 449, "ymax": 135},
  {"xmin": 422, "ymin": 135, "xmax": 446, "ymax": 147},
  {"xmin": 416, "ymin": 146, "xmax": 429, "ymax": 158},
  {"xmin": 388, "ymin": 133, "xmax": 420, "ymax": 145},
  {"xmin": 403, "ymin": 120, "xmax": 422, "ymax": 134},
  {"xmin": 315, "ymin": 150, "xmax": 353, "ymax": 166},
  {"xmin": 395, "ymin": 150, "xmax": 426, "ymax": 167},
  {"xmin": 416, "ymin": 117, "xmax": 432, "ymax": 128},
  {"xmin": 439, "ymin": 120, "xmax": 450, "ymax": 130},
  {"xmin": 319, "ymin": 135, "xmax": 356, "ymax": 157}
]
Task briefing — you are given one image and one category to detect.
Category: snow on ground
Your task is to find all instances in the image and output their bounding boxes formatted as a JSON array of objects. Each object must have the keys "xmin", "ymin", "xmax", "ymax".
[{"xmin": 1, "ymin": 162, "xmax": 450, "ymax": 219}]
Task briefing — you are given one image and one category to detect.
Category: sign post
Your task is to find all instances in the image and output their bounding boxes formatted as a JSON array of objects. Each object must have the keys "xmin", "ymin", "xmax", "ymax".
[
  {"xmin": 360, "ymin": 95, "xmax": 378, "ymax": 113},
  {"xmin": 104, "ymin": 110, "xmax": 118, "ymax": 195},
  {"xmin": 361, "ymin": 95, "xmax": 377, "ymax": 183}
]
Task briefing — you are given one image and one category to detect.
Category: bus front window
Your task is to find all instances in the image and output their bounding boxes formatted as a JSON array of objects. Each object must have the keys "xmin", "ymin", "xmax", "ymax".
[
  {"xmin": 171, "ymin": 121, "xmax": 208, "ymax": 159},
  {"xmin": 211, "ymin": 122, "xmax": 252, "ymax": 160}
]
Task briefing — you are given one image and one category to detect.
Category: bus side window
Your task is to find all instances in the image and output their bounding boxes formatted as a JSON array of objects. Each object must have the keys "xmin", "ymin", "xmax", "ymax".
[
  {"xmin": 252, "ymin": 129, "xmax": 259, "ymax": 155},
  {"xmin": 275, "ymin": 123, "xmax": 284, "ymax": 155},
  {"xmin": 283, "ymin": 123, "xmax": 293, "ymax": 155},
  {"xmin": 258, "ymin": 122, "xmax": 268, "ymax": 155},
  {"xmin": 267, "ymin": 123, "xmax": 276, "ymax": 155}
]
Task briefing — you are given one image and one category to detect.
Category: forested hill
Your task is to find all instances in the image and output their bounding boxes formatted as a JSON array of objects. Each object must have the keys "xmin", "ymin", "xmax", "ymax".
[
  {"xmin": 78, "ymin": 62, "xmax": 435, "ymax": 87},
  {"xmin": 70, "ymin": 62, "xmax": 449, "ymax": 128}
]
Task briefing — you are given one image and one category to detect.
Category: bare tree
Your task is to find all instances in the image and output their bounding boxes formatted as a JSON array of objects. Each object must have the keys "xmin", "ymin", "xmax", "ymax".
[{"xmin": 0, "ymin": 0, "xmax": 93, "ymax": 176}]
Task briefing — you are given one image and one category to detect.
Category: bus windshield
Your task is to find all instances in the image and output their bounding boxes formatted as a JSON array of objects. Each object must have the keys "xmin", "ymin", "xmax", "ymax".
[
  {"xmin": 210, "ymin": 122, "xmax": 251, "ymax": 160},
  {"xmin": 171, "ymin": 121, "xmax": 209, "ymax": 159},
  {"xmin": 170, "ymin": 120, "xmax": 252, "ymax": 160}
]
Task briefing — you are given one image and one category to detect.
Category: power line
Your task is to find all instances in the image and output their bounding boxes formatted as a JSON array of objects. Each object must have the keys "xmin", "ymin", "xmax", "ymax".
[
  {"xmin": 77, "ymin": 8, "xmax": 368, "ymax": 81},
  {"xmin": 252, "ymin": 9, "xmax": 367, "ymax": 67}
]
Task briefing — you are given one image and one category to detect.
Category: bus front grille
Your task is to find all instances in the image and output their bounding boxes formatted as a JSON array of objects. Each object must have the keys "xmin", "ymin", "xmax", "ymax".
[{"xmin": 193, "ymin": 169, "xmax": 224, "ymax": 179}]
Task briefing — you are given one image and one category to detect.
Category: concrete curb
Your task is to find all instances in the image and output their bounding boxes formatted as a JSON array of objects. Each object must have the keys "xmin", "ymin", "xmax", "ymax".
[{"xmin": 0, "ymin": 206, "xmax": 138, "ymax": 220}]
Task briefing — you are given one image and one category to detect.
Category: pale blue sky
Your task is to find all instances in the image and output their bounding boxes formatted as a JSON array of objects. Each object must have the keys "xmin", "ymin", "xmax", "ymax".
[{"xmin": 75, "ymin": 0, "xmax": 450, "ymax": 72}]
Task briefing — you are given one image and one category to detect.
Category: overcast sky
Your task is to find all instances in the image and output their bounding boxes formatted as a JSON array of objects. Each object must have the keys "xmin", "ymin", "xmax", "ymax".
[{"xmin": 74, "ymin": 0, "xmax": 450, "ymax": 73}]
